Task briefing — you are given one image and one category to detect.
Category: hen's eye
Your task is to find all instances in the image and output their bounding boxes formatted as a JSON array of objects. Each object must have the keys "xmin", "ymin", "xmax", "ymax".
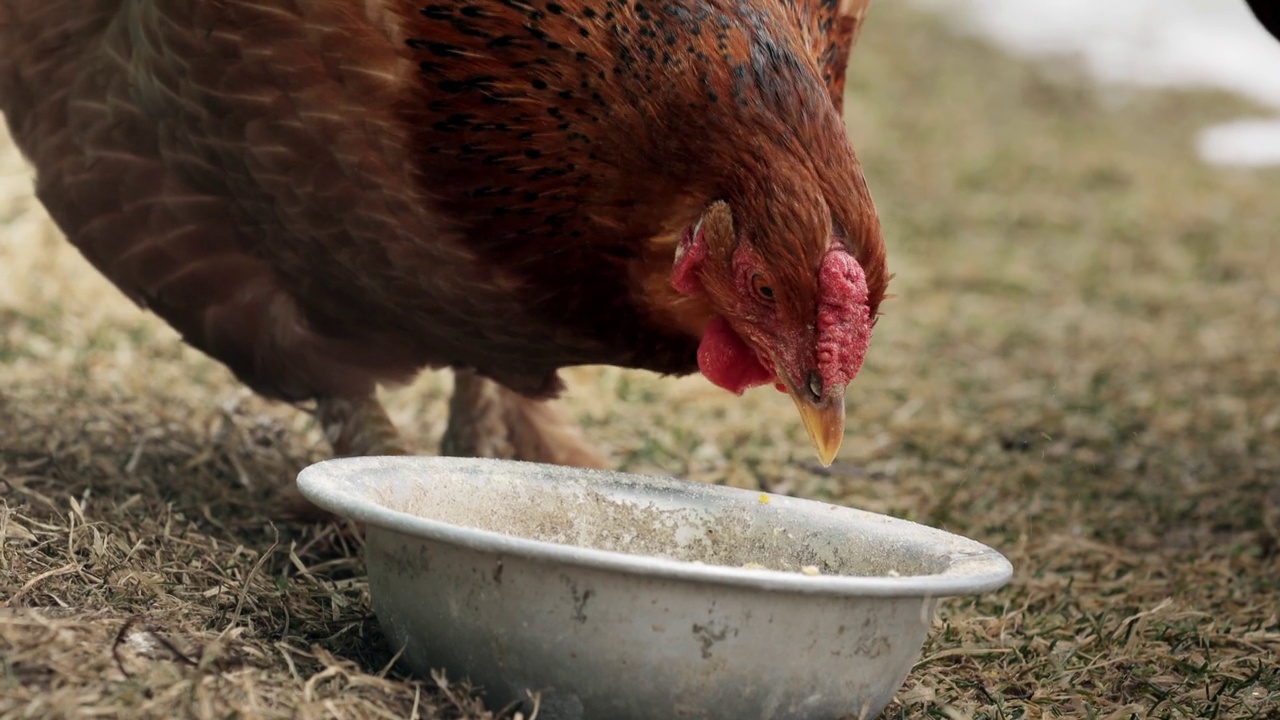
[{"xmin": 752, "ymin": 274, "xmax": 775, "ymax": 300}]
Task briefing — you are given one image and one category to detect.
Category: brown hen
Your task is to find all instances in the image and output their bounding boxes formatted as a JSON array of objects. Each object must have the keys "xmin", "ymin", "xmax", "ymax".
[{"xmin": 0, "ymin": 0, "xmax": 887, "ymax": 474}]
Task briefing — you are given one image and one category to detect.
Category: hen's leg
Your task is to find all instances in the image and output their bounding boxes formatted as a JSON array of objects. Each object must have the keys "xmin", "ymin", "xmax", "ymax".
[
  {"xmin": 315, "ymin": 395, "xmax": 408, "ymax": 457},
  {"xmin": 278, "ymin": 394, "xmax": 407, "ymax": 522},
  {"xmin": 440, "ymin": 370, "xmax": 605, "ymax": 468}
]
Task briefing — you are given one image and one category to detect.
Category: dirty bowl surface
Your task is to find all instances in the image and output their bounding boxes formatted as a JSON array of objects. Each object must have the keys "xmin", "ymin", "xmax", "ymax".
[{"xmin": 297, "ymin": 456, "xmax": 1012, "ymax": 720}]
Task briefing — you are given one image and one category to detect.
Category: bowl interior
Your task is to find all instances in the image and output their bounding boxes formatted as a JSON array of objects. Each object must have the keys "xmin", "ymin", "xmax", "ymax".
[
  {"xmin": 374, "ymin": 463, "xmax": 940, "ymax": 577},
  {"xmin": 300, "ymin": 456, "xmax": 1012, "ymax": 593}
]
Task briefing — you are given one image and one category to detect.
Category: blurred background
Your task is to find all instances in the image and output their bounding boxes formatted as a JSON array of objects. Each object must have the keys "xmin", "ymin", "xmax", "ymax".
[{"xmin": 918, "ymin": 0, "xmax": 1280, "ymax": 165}]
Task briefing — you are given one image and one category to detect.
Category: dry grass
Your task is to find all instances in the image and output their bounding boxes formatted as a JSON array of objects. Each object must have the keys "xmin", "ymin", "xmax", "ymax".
[{"xmin": 3, "ymin": 4, "xmax": 1280, "ymax": 718}]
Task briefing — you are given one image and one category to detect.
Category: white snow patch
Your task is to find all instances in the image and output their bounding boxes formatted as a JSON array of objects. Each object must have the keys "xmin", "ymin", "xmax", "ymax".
[{"xmin": 914, "ymin": 0, "xmax": 1280, "ymax": 166}]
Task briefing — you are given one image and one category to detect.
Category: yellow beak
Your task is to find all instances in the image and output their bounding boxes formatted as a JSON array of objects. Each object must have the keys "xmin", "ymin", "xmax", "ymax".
[{"xmin": 783, "ymin": 385, "xmax": 846, "ymax": 467}]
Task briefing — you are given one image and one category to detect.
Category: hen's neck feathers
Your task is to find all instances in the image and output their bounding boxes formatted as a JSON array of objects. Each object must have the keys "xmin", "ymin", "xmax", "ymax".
[{"xmin": 396, "ymin": 0, "xmax": 885, "ymax": 329}]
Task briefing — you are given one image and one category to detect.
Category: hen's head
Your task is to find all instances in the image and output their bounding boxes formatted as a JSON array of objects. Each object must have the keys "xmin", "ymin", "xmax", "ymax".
[{"xmin": 671, "ymin": 170, "xmax": 886, "ymax": 466}]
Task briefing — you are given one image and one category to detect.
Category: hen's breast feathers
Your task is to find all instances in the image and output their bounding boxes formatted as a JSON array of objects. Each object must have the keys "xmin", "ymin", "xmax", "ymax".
[{"xmin": 0, "ymin": 0, "xmax": 872, "ymax": 401}]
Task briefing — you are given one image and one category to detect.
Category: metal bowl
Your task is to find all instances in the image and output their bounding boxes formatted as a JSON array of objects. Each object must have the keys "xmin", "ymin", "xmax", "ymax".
[{"xmin": 297, "ymin": 456, "xmax": 1012, "ymax": 720}]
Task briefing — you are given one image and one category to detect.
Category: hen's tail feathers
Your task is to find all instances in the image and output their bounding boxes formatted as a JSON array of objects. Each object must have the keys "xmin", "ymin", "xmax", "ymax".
[{"xmin": 811, "ymin": 0, "xmax": 872, "ymax": 112}]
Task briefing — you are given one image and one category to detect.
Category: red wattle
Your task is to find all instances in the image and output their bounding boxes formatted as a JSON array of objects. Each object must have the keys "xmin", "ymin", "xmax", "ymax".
[{"xmin": 697, "ymin": 317, "xmax": 774, "ymax": 395}]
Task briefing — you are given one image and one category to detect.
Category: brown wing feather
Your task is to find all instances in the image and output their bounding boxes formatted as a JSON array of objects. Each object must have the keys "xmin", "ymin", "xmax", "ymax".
[
  {"xmin": 0, "ymin": 0, "xmax": 600, "ymax": 401},
  {"xmin": 0, "ymin": 1, "xmax": 430, "ymax": 401}
]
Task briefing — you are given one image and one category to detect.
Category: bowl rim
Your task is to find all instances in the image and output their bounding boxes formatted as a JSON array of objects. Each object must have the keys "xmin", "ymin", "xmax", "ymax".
[{"xmin": 297, "ymin": 455, "xmax": 1013, "ymax": 599}]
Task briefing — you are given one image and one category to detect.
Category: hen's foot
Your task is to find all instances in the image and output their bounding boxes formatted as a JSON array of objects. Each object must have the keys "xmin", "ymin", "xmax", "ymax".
[
  {"xmin": 440, "ymin": 369, "xmax": 605, "ymax": 468},
  {"xmin": 279, "ymin": 394, "xmax": 408, "ymax": 522},
  {"xmin": 316, "ymin": 395, "xmax": 408, "ymax": 457}
]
